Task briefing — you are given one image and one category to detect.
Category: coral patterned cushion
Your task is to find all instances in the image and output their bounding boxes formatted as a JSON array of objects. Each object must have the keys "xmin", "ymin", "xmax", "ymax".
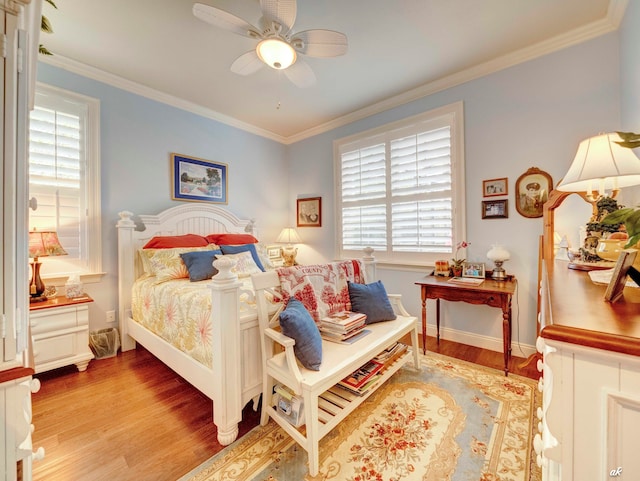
[{"xmin": 276, "ymin": 260, "xmax": 366, "ymax": 322}]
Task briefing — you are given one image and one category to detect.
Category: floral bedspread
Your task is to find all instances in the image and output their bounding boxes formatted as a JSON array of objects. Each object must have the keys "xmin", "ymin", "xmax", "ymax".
[{"xmin": 131, "ymin": 276, "xmax": 257, "ymax": 367}]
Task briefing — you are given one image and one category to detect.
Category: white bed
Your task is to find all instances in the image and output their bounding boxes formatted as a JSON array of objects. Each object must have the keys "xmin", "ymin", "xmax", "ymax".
[
  {"xmin": 116, "ymin": 204, "xmax": 265, "ymax": 446},
  {"xmin": 116, "ymin": 203, "xmax": 378, "ymax": 447}
]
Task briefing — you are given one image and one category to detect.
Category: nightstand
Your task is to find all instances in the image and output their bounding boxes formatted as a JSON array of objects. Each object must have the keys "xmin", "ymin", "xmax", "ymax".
[{"xmin": 29, "ymin": 295, "xmax": 95, "ymax": 373}]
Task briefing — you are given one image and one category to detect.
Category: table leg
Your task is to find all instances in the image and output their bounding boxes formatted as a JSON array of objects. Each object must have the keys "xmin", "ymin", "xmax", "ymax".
[
  {"xmin": 421, "ymin": 286, "xmax": 427, "ymax": 355},
  {"xmin": 436, "ymin": 298, "xmax": 441, "ymax": 343},
  {"xmin": 501, "ymin": 294, "xmax": 512, "ymax": 376}
]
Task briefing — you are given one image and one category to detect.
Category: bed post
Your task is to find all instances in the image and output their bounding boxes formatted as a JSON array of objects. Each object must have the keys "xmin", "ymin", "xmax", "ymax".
[
  {"xmin": 362, "ymin": 246, "xmax": 377, "ymax": 281},
  {"xmin": 116, "ymin": 211, "xmax": 137, "ymax": 351},
  {"xmin": 209, "ymin": 256, "xmax": 242, "ymax": 446}
]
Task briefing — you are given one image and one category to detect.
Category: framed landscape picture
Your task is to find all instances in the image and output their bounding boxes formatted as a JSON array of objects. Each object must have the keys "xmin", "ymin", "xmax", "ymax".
[{"xmin": 171, "ymin": 153, "xmax": 228, "ymax": 204}]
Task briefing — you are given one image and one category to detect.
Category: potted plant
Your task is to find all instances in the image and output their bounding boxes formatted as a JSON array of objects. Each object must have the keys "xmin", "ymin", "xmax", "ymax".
[{"xmin": 451, "ymin": 241, "xmax": 469, "ymax": 277}]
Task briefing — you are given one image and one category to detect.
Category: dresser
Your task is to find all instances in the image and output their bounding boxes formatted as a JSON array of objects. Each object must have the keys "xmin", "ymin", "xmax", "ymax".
[
  {"xmin": 29, "ymin": 296, "xmax": 94, "ymax": 373},
  {"xmin": 535, "ymin": 195, "xmax": 640, "ymax": 480}
]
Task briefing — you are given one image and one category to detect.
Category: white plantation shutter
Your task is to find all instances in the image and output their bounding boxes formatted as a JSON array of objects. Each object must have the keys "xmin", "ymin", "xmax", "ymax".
[
  {"xmin": 28, "ymin": 84, "xmax": 101, "ymax": 277},
  {"xmin": 336, "ymin": 103, "xmax": 465, "ymax": 265}
]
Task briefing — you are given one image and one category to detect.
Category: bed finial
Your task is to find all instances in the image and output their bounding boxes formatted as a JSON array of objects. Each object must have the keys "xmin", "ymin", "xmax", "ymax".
[
  {"xmin": 212, "ymin": 257, "xmax": 239, "ymax": 284},
  {"xmin": 117, "ymin": 211, "xmax": 135, "ymax": 227},
  {"xmin": 244, "ymin": 218, "xmax": 256, "ymax": 234}
]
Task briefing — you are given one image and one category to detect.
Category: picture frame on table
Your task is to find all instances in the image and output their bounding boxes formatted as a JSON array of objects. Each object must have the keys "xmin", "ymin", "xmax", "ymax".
[
  {"xmin": 482, "ymin": 178, "xmax": 508, "ymax": 197},
  {"xmin": 171, "ymin": 153, "xmax": 228, "ymax": 204},
  {"xmin": 265, "ymin": 244, "xmax": 284, "ymax": 267},
  {"xmin": 515, "ymin": 167, "xmax": 552, "ymax": 218},
  {"xmin": 604, "ymin": 248, "xmax": 639, "ymax": 302},
  {"xmin": 462, "ymin": 262, "xmax": 485, "ymax": 279},
  {"xmin": 297, "ymin": 197, "xmax": 322, "ymax": 227},
  {"xmin": 482, "ymin": 199, "xmax": 508, "ymax": 219}
]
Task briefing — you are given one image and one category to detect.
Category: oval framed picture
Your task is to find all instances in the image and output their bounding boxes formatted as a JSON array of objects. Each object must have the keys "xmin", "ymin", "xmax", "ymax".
[{"xmin": 515, "ymin": 167, "xmax": 553, "ymax": 218}]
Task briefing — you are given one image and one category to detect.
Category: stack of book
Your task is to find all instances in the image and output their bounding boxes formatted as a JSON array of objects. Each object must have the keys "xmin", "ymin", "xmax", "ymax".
[
  {"xmin": 373, "ymin": 342, "xmax": 408, "ymax": 364},
  {"xmin": 319, "ymin": 310, "xmax": 368, "ymax": 343},
  {"xmin": 337, "ymin": 359, "xmax": 384, "ymax": 396}
]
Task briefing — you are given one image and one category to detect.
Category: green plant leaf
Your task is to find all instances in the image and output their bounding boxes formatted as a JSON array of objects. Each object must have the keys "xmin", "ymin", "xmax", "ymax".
[
  {"xmin": 626, "ymin": 233, "xmax": 640, "ymax": 249},
  {"xmin": 616, "ymin": 131, "xmax": 640, "ymax": 141},
  {"xmin": 625, "ymin": 209, "xmax": 640, "ymax": 237},
  {"xmin": 601, "ymin": 208, "xmax": 634, "ymax": 225}
]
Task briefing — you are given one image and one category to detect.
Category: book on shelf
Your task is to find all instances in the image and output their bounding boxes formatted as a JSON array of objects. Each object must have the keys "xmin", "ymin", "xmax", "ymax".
[
  {"xmin": 337, "ymin": 373, "xmax": 382, "ymax": 396},
  {"xmin": 321, "ymin": 328, "xmax": 370, "ymax": 344},
  {"xmin": 374, "ymin": 342, "xmax": 408, "ymax": 364},
  {"xmin": 320, "ymin": 310, "xmax": 367, "ymax": 332},
  {"xmin": 339, "ymin": 359, "xmax": 384, "ymax": 390},
  {"xmin": 447, "ymin": 276, "xmax": 484, "ymax": 286}
]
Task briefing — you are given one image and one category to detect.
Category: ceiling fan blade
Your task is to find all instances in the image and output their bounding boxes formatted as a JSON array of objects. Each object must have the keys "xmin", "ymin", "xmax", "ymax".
[
  {"xmin": 259, "ymin": 0, "xmax": 297, "ymax": 32},
  {"xmin": 193, "ymin": 3, "xmax": 261, "ymax": 39},
  {"xmin": 291, "ymin": 29, "xmax": 348, "ymax": 57},
  {"xmin": 230, "ymin": 51, "xmax": 265, "ymax": 76},
  {"xmin": 284, "ymin": 59, "xmax": 316, "ymax": 88}
]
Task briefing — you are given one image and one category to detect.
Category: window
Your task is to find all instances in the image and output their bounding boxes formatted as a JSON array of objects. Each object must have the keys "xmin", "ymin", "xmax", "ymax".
[
  {"xmin": 28, "ymin": 83, "xmax": 102, "ymax": 280},
  {"xmin": 334, "ymin": 102, "xmax": 465, "ymax": 266}
]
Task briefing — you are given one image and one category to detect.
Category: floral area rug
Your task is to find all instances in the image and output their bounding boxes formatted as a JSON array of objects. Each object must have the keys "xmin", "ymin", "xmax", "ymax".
[{"xmin": 179, "ymin": 352, "xmax": 541, "ymax": 481}]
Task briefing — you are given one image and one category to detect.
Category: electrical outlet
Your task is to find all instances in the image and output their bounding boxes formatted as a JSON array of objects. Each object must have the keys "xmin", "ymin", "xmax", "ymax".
[{"xmin": 106, "ymin": 310, "xmax": 116, "ymax": 323}]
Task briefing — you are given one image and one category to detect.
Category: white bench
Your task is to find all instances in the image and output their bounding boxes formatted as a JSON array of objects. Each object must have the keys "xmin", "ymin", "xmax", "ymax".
[{"xmin": 252, "ymin": 270, "xmax": 420, "ymax": 477}]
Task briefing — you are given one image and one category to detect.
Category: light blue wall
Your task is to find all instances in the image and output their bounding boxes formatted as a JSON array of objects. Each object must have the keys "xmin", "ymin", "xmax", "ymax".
[
  {"xmin": 621, "ymin": 0, "xmax": 640, "ymax": 131},
  {"xmin": 36, "ymin": 63, "xmax": 289, "ymax": 325},
  {"xmin": 288, "ymin": 32, "xmax": 621, "ymax": 353},
  {"xmin": 38, "ymin": 25, "xmax": 625, "ymax": 354}
]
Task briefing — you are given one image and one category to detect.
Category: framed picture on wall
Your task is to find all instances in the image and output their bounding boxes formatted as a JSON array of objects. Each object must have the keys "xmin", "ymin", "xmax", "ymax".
[
  {"xmin": 297, "ymin": 197, "xmax": 322, "ymax": 227},
  {"xmin": 171, "ymin": 153, "xmax": 228, "ymax": 204},
  {"xmin": 515, "ymin": 167, "xmax": 552, "ymax": 218},
  {"xmin": 482, "ymin": 178, "xmax": 508, "ymax": 197},
  {"xmin": 482, "ymin": 199, "xmax": 508, "ymax": 219}
]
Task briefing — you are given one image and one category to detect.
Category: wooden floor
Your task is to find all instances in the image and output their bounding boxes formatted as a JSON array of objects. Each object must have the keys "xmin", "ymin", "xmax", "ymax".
[{"xmin": 31, "ymin": 338, "xmax": 538, "ymax": 481}]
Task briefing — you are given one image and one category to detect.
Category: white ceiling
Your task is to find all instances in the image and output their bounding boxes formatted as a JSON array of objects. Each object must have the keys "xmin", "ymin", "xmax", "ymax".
[{"xmin": 40, "ymin": 0, "xmax": 623, "ymax": 143}]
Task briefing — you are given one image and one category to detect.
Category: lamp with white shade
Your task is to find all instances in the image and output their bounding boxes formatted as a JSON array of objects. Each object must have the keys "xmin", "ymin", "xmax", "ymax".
[
  {"xmin": 277, "ymin": 227, "xmax": 302, "ymax": 266},
  {"xmin": 557, "ymin": 132, "xmax": 640, "ymax": 199},
  {"xmin": 487, "ymin": 244, "xmax": 510, "ymax": 281}
]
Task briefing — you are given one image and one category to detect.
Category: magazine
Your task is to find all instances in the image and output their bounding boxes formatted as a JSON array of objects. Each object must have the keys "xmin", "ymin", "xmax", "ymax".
[{"xmin": 339, "ymin": 359, "xmax": 384, "ymax": 389}]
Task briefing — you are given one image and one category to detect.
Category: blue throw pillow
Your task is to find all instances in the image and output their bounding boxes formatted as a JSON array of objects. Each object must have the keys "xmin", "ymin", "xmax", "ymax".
[
  {"xmin": 279, "ymin": 298, "xmax": 322, "ymax": 371},
  {"xmin": 180, "ymin": 250, "xmax": 222, "ymax": 282},
  {"xmin": 220, "ymin": 244, "xmax": 265, "ymax": 271},
  {"xmin": 348, "ymin": 280, "xmax": 397, "ymax": 324}
]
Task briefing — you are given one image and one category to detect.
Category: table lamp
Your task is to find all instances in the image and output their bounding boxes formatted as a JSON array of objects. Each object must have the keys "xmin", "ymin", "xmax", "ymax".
[
  {"xmin": 29, "ymin": 230, "xmax": 67, "ymax": 302},
  {"xmin": 557, "ymin": 132, "xmax": 640, "ymax": 200},
  {"xmin": 487, "ymin": 244, "xmax": 510, "ymax": 281},
  {"xmin": 276, "ymin": 227, "xmax": 302, "ymax": 266}
]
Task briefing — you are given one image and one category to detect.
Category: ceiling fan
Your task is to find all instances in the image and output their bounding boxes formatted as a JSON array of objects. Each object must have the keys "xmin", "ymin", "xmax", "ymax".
[{"xmin": 193, "ymin": 0, "xmax": 348, "ymax": 88}]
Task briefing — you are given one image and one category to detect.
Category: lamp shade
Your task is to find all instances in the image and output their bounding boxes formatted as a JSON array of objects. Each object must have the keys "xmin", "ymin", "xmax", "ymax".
[
  {"xmin": 276, "ymin": 227, "xmax": 302, "ymax": 244},
  {"xmin": 257, "ymin": 38, "xmax": 296, "ymax": 70},
  {"xmin": 557, "ymin": 132, "xmax": 640, "ymax": 193},
  {"xmin": 29, "ymin": 231, "xmax": 68, "ymax": 259},
  {"xmin": 487, "ymin": 244, "xmax": 510, "ymax": 262}
]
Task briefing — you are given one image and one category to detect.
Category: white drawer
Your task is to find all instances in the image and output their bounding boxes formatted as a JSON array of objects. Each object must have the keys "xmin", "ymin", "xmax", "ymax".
[
  {"xmin": 30, "ymin": 305, "xmax": 88, "ymax": 334},
  {"xmin": 33, "ymin": 333, "xmax": 77, "ymax": 364}
]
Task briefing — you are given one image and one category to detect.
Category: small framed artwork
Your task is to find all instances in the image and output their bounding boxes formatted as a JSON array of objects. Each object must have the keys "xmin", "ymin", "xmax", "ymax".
[
  {"xmin": 171, "ymin": 153, "xmax": 228, "ymax": 204},
  {"xmin": 515, "ymin": 167, "xmax": 553, "ymax": 218},
  {"xmin": 297, "ymin": 196, "xmax": 322, "ymax": 227},
  {"xmin": 482, "ymin": 178, "xmax": 508, "ymax": 197},
  {"xmin": 482, "ymin": 199, "xmax": 508, "ymax": 219},
  {"xmin": 604, "ymin": 249, "xmax": 638, "ymax": 302},
  {"xmin": 265, "ymin": 244, "xmax": 284, "ymax": 267},
  {"xmin": 462, "ymin": 262, "xmax": 485, "ymax": 278}
]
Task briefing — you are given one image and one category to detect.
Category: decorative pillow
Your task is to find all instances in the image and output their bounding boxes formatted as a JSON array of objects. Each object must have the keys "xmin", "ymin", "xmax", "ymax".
[
  {"xmin": 216, "ymin": 251, "xmax": 262, "ymax": 278},
  {"xmin": 255, "ymin": 243, "xmax": 275, "ymax": 270},
  {"xmin": 347, "ymin": 280, "xmax": 397, "ymax": 324},
  {"xmin": 220, "ymin": 244, "xmax": 265, "ymax": 271},
  {"xmin": 279, "ymin": 298, "xmax": 322, "ymax": 371},
  {"xmin": 206, "ymin": 233, "xmax": 258, "ymax": 245},
  {"xmin": 180, "ymin": 249, "xmax": 222, "ymax": 282},
  {"xmin": 141, "ymin": 246, "xmax": 214, "ymax": 281},
  {"xmin": 143, "ymin": 234, "xmax": 209, "ymax": 249}
]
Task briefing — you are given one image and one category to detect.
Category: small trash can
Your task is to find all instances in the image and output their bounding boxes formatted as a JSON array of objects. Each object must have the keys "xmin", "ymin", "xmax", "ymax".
[{"xmin": 89, "ymin": 328, "xmax": 120, "ymax": 359}]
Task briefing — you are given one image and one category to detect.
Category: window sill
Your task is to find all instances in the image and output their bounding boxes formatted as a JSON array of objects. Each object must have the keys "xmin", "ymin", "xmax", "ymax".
[{"xmin": 42, "ymin": 272, "xmax": 107, "ymax": 286}]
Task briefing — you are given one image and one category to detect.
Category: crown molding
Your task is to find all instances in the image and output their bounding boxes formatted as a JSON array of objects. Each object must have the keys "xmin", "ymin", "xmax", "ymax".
[
  {"xmin": 39, "ymin": 54, "xmax": 288, "ymax": 144},
  {"xmin": 40, "ymin": 0, "xmax": 626, "ymax": 146}
]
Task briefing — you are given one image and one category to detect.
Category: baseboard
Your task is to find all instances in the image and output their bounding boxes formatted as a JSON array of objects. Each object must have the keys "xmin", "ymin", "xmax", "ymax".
[{"xmin": 430, "ymin": 325, "xmax": 537, "ymax": 359}]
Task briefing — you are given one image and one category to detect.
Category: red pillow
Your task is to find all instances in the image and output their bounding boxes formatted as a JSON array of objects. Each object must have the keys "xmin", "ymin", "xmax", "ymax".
[
  {"xmin": 205, "ymin": 233, "xmax": 258, "ymax": 245},
  {"xmin": 143, "ymin": 234, "xmax": 209, "ymax": 249}
]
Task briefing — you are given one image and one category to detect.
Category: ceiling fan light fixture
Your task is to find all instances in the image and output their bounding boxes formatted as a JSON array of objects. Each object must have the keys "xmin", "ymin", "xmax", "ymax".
[{"xmin": 257, "ymin": 38, "xmax": 296, "ymax": 70}]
